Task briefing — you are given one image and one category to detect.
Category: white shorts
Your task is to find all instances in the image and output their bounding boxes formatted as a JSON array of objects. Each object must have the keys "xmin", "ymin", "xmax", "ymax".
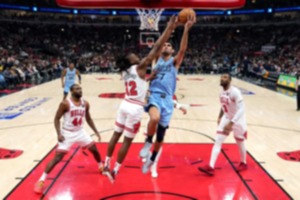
[
  {"xmin": 217, "ymin": 116, "xmax": 247, "ymax": 141},
  {"xmin": 114, "ymin": 100, "xmax": 144, "ymax": 138},
  {"xmin": 57, "ymin": 128, "xmax": 94, "ymax": 152}
]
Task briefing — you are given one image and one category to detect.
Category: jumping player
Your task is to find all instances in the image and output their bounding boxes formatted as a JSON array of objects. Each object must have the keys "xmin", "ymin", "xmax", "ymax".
[
  {"xmin": 198, "ymin": 73, "xmax": 248, "ymax": 176},
  {"xmin": 140, "ymin": 16, "xmax": 195, "ymax": 174},
  {"xmin": 61, "ymin": 61, "xmax": 81, "ymax": 100},
  {"xmin": 34, "ymin": 84, "xmax": 102, "ymax": 193},
  {"xmin": 103, "ymin": 16, "xmax": 180, "ymax": 182},
  {"xmin": 147, "ymin": 100, "xmax": 188, "ymax": 178}
]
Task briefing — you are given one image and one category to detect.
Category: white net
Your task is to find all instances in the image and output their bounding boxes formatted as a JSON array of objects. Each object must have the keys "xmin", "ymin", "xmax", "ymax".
[{"xmin": 136, "ymin": 8, "xmax": 164, "ymax": 31}]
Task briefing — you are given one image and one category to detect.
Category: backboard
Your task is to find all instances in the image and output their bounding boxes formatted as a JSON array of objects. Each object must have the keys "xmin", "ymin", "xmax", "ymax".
[{"xmin": 57, "ymin": 0, "xmax": 246, "ymax": 9}]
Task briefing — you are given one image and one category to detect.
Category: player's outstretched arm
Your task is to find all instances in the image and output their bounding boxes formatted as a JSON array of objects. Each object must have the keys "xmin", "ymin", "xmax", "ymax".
[
  {"xmin": 174, "ymin": 16, "xmax": 196, "ymax": 69},
  {"xmin": 138, "ymin": 16, "xmax": 178, "ymax": 72},
  {"xmin": 54, "ymin": 101, "xmax": 69, "ymax": 142},
  {"xmin": 61, "ymin": 69, "xmax": 66, "ymax": 88},
  {"xmin": 85, "ymin": 101, "xmax": 101, "ymax": 142}
]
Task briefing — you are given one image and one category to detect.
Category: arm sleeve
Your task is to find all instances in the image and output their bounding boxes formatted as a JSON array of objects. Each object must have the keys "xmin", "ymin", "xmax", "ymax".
[
  {"xmin": 231, "ymin": 89, "xmax": 244, "ymax": 123},
  {"xmin": 231, "ymin": 100, "xmax": 245, "ymax": 123}
]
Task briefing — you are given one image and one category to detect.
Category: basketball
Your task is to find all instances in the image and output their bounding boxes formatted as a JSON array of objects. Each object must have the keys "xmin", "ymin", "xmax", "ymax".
[{"xmin": 178, "ymin": 8, "xmax": 196, "ymax": 23}]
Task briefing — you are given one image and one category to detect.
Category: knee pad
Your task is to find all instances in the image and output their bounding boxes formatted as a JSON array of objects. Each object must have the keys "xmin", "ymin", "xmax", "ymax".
[{"xmin": 156, "ymin": 124, "xmax": 168, "ymax": 142}]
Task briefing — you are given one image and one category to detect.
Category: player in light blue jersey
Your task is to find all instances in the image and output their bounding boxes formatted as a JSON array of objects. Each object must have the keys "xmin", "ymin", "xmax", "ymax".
[
  {"xmin": 61, "ymin": 61, "xmax": 81, "ymax": 100},
  {"xmin": 140, "ymin": 16, "xmax": 195, "ymax": 174}
]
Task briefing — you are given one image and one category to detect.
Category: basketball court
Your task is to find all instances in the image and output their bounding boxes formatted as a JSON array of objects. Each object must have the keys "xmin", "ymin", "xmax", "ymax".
[
  {"xmin": 0, "ymin": 74, "xmax": 298, "ymax": 199},
  {"xmin": 0, "ymin": 0, "xmax": 299, "ymax": 199}
]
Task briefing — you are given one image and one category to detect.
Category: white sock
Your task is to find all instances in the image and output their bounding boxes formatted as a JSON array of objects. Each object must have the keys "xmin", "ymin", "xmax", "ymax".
[
  {"xmin": 39, "ymin": 172, "xmax": 48, "ymax": 182},
  {"xmin": 98, "ymin": 162, "xmax": 103, "ymax": 168},
  {"xmin": 236, "ymin": 140, "xmax": 247, "ymax": 164},
  {"xmin": 104, "ymin": 156, "xmax": 111, "ymax": 167},
  {"xmin": 155, "ymin": 147, "xmax": 163, "ymax": 163},
  {"xmin": 209, "ymin": 134, "xmax": 227, "ymax": 168},
  {"xmin": 113, "ymin": 162, "xmax": 121, "ymax": 173}
]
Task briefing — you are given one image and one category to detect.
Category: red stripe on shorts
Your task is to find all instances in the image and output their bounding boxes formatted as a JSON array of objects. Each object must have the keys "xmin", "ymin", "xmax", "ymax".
[
  {"xmin": 115, "ymin": 121, "xmax": 125, "ymax": 129},
  {"xmin": 217, "ymin": 131, "xmax": 229, "ymax": 136}
]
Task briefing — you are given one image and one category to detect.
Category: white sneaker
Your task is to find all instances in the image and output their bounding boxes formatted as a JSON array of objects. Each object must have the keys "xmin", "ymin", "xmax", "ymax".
[
  {"xmin": 139, "ymin": 141, "xmax": 152, "ymax": 158},
  {"xmin": 151, "ymin": 163, "xmax": 158, "ymax": 178},
  {"xmin": 142, "ymin": 153, "xmax": 153, "ymax": 174}
]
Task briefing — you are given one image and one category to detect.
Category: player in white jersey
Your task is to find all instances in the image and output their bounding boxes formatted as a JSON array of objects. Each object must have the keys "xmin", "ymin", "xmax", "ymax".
[
  {"xmin": 198, "ymin": 73, "xmax": 248, "ymax": 176},
  {"xmin": 34, "ymin": 84, "xmax": 102, "ymax": 194},
  {"xmin": 103, "ymin": 16, "xmax": 180, "ymax": 182},
  {"xmin": 61, "ymin": 61, "xmax": 81, "ymax": 100}
]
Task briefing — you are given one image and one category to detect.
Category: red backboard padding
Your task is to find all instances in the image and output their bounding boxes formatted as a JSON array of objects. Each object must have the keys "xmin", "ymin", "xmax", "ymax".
[{"xmin": 56, "ymin": 0, "xmax": 245, "ymax": 9}]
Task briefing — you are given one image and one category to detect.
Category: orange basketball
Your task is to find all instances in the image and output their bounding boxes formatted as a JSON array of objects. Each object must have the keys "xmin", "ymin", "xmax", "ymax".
[{"xmin": 178, "ymin": 8, "xmax": 196, "ymax": 23}]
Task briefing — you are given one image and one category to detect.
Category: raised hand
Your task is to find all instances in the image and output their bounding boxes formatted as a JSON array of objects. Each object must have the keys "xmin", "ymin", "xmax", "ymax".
[
  {"xmin": 184, "ymin": 15, "xmax": 196, "ymax": 31},
  {"xmin": 167, "ymin": 15, "xmax": 178, "ymax": 30}
]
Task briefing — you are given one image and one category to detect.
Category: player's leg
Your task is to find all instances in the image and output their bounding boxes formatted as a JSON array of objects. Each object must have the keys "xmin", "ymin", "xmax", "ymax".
[
  {"xmin": 105, "ymin": 131, "xmax": 122, "ymax": 167},
  {"xmin": 63, "ymin": 84, "xmax": 70, "ymax": 100},
  {"xmin": 104, "ymin": 105, "xmax": 126, "ymax": 171},
  {"xmin": 107, "ymin": 106, "xmax": 142, "ymax": 182},
  {"xmin": 198, "ymin": 116, "xmax": 229, "ymax": 176},
  {"xmin": 140, "ymin": 106, "xmax": 160, "ymax": 158},
  {"xmin": 151, "ymin": 147, "xmax": 163, "ymax": 178},
  {"xmin": 106, "ymin": 136, "xmax": 134, "ymax": 183},
  {"xmin": 76, "ymin": 129, "xmax": 103, "ymax": 171},
  {"xmin": 140, "ymin": 94, "xmax": 162, "ymax": 158},
  {"xmin": 63, "ymin": 91, "xmax": 68, "ymax": 100},
  {"xmin": 142, "ymin": 99, "xmax": 172, "ymax": 174},
  {"xmin": 34, "ymin": 134, "xmax": 71, "ymax": 194},
  {"xmin": 87, "ymin": 144, "xmax": 103, "ymax": 170},
  {"xmin": 233, "ymin": 122, "xmax": 248, "ymax": 172}
]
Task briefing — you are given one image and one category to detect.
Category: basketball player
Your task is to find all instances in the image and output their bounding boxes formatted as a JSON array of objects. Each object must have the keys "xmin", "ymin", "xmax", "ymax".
[
  {"xmin": 34, "ymin": 84, "xmax": 102, "ymax": 194},
  {"xmin": 148, "ymin": 100, "xmax": 188, "ymax": 178},
  {"xmin": 61, "ymin": 61, "xmax": 81, "ymax": 100},
  {"xmin": 103, "ymin": 16, "xmax": 180, "ymax": 182},
  {"xmin": 198, "ymin": 73, "xmax": 248, "ymax": 176},
  {"xmin": 140, "ymin": 16, "xmax": 195, "ymax": 174}
]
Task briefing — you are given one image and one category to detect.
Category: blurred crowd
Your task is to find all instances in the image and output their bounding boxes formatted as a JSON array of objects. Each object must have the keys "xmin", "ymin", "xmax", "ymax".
[{"xmin": 0, "ymin": 13, "xmax": 300, "ymax": 90}]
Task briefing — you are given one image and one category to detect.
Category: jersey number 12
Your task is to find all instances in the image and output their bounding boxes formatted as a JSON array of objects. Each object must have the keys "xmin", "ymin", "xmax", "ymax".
[{"xmin": 125, "ymin": 81, "xmax": 138, "ymax": 96}]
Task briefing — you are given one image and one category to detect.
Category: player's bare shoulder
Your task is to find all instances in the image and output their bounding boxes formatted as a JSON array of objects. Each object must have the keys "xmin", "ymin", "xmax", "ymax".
[
  {"xmin": 84, "ymin": 100, "xmax": 89, "ymax": 109},
  {"xmin": 61, "ymin": 99, "xmax": 70, "ymax": 111}
]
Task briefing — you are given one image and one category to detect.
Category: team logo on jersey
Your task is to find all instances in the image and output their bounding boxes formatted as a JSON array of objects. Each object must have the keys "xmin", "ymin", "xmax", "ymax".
[{"xmin": 123, "ymin": 74, "xmax": 137, "ymax": 80}]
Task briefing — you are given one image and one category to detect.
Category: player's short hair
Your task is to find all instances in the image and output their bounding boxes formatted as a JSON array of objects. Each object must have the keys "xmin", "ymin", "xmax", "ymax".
[
  {"xmin": 165, "ymin": 40, "xmax": 174, "ymax": 48},
  {"xmin": 223, "ymin": 72, "xmax": 232, "ymax": 80},
  {"xmin": 115, "ymin": 54, "xmax": 131, "ymax": 73},
  {"xmin": 70, "ymin": 84, "xmax": 79, "ymax": 91},
  {"xmin": 68, "ymin": 59, "xmax": 77, "ymax": 66}
]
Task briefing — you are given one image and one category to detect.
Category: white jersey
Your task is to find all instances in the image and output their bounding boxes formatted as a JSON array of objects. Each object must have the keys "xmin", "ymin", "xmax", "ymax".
[
  {"xmin": 220, "ymin": 86, "xmax": 244, "ymax": 120},
  {"xmin": 62, "ymin": 98, "xmax": 86, "ymax": 132},
  {"xmin": 122, "ymin": 65, "xmax": 147, "ymax": 105}
]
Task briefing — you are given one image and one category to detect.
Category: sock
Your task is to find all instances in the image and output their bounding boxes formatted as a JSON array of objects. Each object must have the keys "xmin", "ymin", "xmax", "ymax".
[
  {"xmin": 236, "ymin": 140, "xmax": 247, "ymax": 164},
  {"xmin": 146, "ymin": 135, "xmax": 153, "ymax": 143},
  {"xmin": 39, "ymin": 172, "xmax": 48, "ymax": 182},
  {"xmin": 150, "ymin": 151, "xmax": 158, "ymax": 162},
  {"xmin": 209, "ymin": 134, "xmax": 227, "ymax": 168},
  {"xmin": 98, "ymin": 162, "xmax": 103, "ymax": 168},
  {"xmin": 105, "ymin": 156, "xmax": 111, "ymax": 167},
  {"xmin": 113, "ymin": 162, "xmax": 121, "ymax": 173}
]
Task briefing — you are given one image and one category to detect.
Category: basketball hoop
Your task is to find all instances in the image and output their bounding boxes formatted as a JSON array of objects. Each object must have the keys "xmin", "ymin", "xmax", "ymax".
[
  {"xmin": 136, "ymin": 8, "xmax": 164, "ymax": 31},
  {"xmin": 146, "ymin": 37, "xmax": 154, "ymax": 48}
]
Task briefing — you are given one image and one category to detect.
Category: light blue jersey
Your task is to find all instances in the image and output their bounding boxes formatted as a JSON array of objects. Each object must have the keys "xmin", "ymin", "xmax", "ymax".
[
  {"xmin": 64, "ymin": 68, "xmax": 76, "ymax": 93},
  {"xmin": 145, "ymin": 57, "xmax": 177, "ymax": 127},
  {"xmin": 150, "ymin": 57, "xmax": 177, "ymax": 96}
]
